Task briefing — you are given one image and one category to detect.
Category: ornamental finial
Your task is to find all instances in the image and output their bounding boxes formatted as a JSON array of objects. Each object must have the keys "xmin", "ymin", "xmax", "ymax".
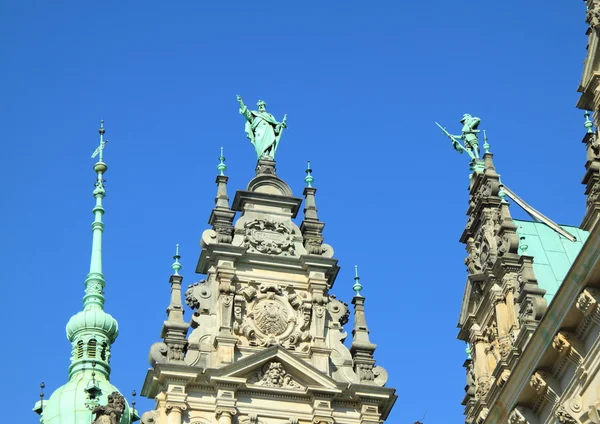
[
  {"xmin": 305, "ymin": 160, "xmax": 314, "ymax": 187},
  {"xmin": 217, "ymin": 147, "xmax": 227, "ymax": 176},
  {"xmin": 353, "ymin": 265, "xmax": 363, "ymax": 296},
  {"xmin": 172, "ymin": 244, "xmax": 182, "ymax": 276},
  {"xmin": 483, "ymin": 129, "xmax": 490, "ymax": 153},
  {"xmin": 91, "ymin": 120, "xmax": 108, "ymax": 162},
  {"xmin": 584, "ymin": 111, "xmax": 595, "ymax": 134}
]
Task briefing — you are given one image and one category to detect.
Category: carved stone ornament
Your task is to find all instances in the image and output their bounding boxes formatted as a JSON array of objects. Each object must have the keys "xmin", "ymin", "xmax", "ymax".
[
  {"xmin": 185, "ymin": 280, "xmax": 208, "ymax": 310},
  {"xmin": 92, "ymin": 392, "xmax": 125, "ymax": 424},
  {"xmin": 140, "ymin": 410, "xmax": 159, "ymax": 424},
  {"xmin": 304, "ymin": 237, "xmax": 327, "ymax": 255},
  {"xmin": 247, "ymin": 361, "xmax": 304, "ymax": 390},
  {"xmin": 588, "ymin": 1, "xmax": 600, "ymax": 29},
  {"xmin": 243, "ymin": 219, "xmax": 296, "ymax": 256},
  {"xmin": 253, "ymin": 299, "xmax": 290, "ymax": 336},
  {"xmin": 587, "ymin": 184, "xmax": 600, "ymax": 209},
  {"xmin": 508, "ymin": 407, "xmax": 527, "ymax": 424},
  {"xmin": 555, "ymin": 405, "xmax": 578, "ymax": 424},
  {"xmin": 475, "ymin": 378, "xmax": 490, "ymax": 399}
]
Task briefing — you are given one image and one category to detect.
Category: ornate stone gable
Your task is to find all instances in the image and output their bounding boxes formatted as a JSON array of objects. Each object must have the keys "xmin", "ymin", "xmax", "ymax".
[{"xmin": 142, "ymin": 156, "xmax": 395, "ymax": 424}]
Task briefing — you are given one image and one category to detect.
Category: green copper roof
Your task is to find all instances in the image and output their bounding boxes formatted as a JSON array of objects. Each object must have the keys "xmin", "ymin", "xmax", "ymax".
[{"xmin": 515, "ymin": 219, "xmax": 589, "ymax": 302}]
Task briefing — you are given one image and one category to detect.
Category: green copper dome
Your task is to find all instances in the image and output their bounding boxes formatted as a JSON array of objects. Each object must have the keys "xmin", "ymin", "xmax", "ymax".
[
  {"xmin": 66, "ymin": 308, "xmax": 119, "ymax": 343},
  {"xmin": 41, "ymin": 371, "xmax": 133, "ymax": 424}
]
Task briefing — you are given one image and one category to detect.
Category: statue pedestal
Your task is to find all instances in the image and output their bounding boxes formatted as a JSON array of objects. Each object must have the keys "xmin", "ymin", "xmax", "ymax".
[{"xmin": 256, "ymin": 157, "xmax": 276, "ymax": 175}]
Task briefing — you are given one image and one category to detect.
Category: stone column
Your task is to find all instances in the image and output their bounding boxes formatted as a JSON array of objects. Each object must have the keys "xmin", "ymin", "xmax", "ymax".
[
  {"xmin": 166, "ymin": 404, "xmax": 186, "ymax": 424},
  {"xmin": 470, "ymin": 325, "xmax": 491, "ymax": 399},
  {"xmin": 216, "ymin": 408, "xmax": 236, "ymax": 424},
  {"xmin": 493, "ymin": 294, "xmax": 512, "ymax": 360},
  {"xmin": 214, "ymin": 265, "xmax": 237, "ymax": 365}
]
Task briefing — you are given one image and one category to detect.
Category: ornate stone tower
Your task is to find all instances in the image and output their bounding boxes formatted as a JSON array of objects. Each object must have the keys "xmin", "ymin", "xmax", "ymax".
[
  {"xmin": 33, "ymin": 122, "xmax": 138, "ymax": 424},
  {"xmin": 448, "ymin": 109, "xmax": 599, "ymax": 422},
  {"xmin": 140, "ymin": 102, "xmax": 396, "ymax": 424},
  {"xmin": 455, "ymin": 149, "xmax": 552, "ymax": 423}
]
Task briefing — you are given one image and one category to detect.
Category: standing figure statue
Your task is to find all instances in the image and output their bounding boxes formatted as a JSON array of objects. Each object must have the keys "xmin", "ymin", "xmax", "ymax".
[
  {"xmin": 436, "ymin": 114, "xmax": 481, "ymax": 160},
  {"xmin": 237, "ymin": 95, "xmax": 287, "ymax": 159}
]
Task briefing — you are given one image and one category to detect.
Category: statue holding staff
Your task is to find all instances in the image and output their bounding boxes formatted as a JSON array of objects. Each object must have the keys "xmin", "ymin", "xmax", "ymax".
[
  {"xmin": 237, "ymin": 95, "xmax": 287, "ymax": 159},
  {"xmin": 436, "ymin": 114, "xmax": 481, "ymax": 160}
]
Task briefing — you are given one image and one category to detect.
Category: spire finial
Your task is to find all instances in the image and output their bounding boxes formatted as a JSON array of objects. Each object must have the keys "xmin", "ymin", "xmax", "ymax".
[
  {"xmin": 483, "ymin": 129, "xmax": 490, "ymax": 153},
  {"xmin": 172, "ymin": 244, "xmax": 182, "ymax": 275},
  {"xmin": 353, "ymin": 265, "xmax": 363, "ymax": 296},
  {"xmin": 131, "ymin": 390, "xmax": 137, "ymax": 410},
  {"xmin": 217, "ymin": 147, "xmax": 227, "ymax": 176},
  {"xmin": 91, "ymin": 120, "xmax": 108, "ymax": 162},
  {"xmin": 305, "ymin": 160, "xmax": 314, "ymax": 187},
  {"xmin": 585, "ymin": 111, "xmax": 595, "ymax": 134}
]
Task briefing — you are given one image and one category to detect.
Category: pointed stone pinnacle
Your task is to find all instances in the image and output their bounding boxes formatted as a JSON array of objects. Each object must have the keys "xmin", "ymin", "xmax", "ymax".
[
  {"xmin": 353, "ymin": 265, "xmax": 363, "ymax": 296},
  {"xmin": 172, "ymin": 244, "xmax": 182, "ymax": 276},
  {"xmin": 305, "ymin": 160, "xmax": 314, "ymax": 187},
  {"xmin": 217, "ymin": 147, "xmax": 227, "ymax": 176},
  {"xmin": 584, "ymin": 111, "xmax": 594, "ymax": 134}
]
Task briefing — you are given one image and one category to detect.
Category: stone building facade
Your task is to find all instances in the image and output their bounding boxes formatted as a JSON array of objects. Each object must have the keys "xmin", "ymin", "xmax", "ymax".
[
  {"xmin": 456, "ymin": 3, "xmax": 600, "ymax": 423},
  {"xmin": 139, "ymin": 158, "xmax": 396, "ymax": 424}
]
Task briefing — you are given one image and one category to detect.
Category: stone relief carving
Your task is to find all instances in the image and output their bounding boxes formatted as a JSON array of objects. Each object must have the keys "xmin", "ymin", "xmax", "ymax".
[
  {"xmin": 475, "ymin": 378, "xmax": 490, "ymax": 400},
  {"xmin": 231, "ymin": 282, "xmax": 313, "ymax": 349},
  {"xmin": 243, "ymin": 219, "xmax": 296, "ymax": 256},
  {"xmin": 465, "ymin": 237, "xmax": 483, "ymax": 274},
  {"xmin": 253, "ymin": 299, "xmax": 290, "ymax": 336},
  {"xmin": 587, "ymin": 184, "xmax": 600, "ymax": 209},
  {"xmin": 555, "ymin": 405, "xmax": 578, "ymax": 424},
  {"xmin": 91, "ymin": 392, "xmax": 125, "ymax": 424},
  {"xmin": 247, "ymin": 361, "xmax": 304, "ymax": 390},
  {"xmin": 508, "ymin": 407, "xmax": 526, "ymax": 424}
]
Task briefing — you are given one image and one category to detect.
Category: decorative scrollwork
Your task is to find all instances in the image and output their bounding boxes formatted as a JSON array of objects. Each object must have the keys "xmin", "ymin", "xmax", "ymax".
[{"xmin": 243, "ymin": 219, "xmax": 296, "ymax": 256}]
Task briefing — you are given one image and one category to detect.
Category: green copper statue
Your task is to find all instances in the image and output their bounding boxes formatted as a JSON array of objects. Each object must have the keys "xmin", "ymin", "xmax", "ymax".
[
  {"xmin": 436, "ymin": 114, "xmax": 481, "ymax": 160},
  {"xmin": 237, "ymin": 95, "xmax": 287, "ymax": 159}
]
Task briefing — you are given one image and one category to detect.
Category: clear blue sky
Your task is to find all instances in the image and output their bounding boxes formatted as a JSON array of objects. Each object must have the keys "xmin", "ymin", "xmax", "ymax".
[{"xmin": 0, "ymin": 1, "xmax": 588, "ymax": 422}]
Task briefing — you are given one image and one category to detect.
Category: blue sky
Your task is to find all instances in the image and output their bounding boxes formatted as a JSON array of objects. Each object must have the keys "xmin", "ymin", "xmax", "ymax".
[{"xmin": 0, "ymin": 1, "xmax": 589, "ymax": 422}]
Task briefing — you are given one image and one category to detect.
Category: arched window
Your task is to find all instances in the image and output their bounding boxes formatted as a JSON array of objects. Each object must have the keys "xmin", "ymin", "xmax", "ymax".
[
  {"xmin": 88, "ymin": 339, "xmax": 97, "ymax": 358},
  {"xmin": 76, "ymin": 340, "xmax": 84, "ymax": 359}
]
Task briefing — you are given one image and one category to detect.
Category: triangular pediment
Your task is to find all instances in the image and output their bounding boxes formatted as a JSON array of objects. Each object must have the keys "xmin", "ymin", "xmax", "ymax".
[{"xmin": 210, "ymin": 346, "xmax": 340, "ymax": 393}]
